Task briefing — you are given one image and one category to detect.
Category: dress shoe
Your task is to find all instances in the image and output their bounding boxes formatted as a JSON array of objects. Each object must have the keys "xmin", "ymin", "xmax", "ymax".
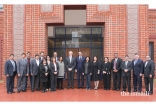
[
  {"xmin": 137, "ymin": 90, "xmax": 141, "ymax": 93},
  {"xmin": 116, "ymin": 88, "xmax": 120, "ymax": 91},
  {"xmin": 104, "ymin": 88, "xmax": 107, "ymax": 90},
  {"xmin": 81, "ymin": 87, "xmax": 84, "ymax": 89},
  {"xmin": 72, "ymin": 87, "xmax": 74, "ymax": 89},
  {"xmin": 22, "ymin": 90, "xmax": 26, "ymax": 92},
  {"xmin": 36, "ymin": 89, "xmax": 40, "ymax": 91},
  {"xmin": 122, "ymin": 90, "xmax": 126, "ymax": 92},
  {"xmin": 78, "ymin": 87, "xmax": 80, "ymax": 89},
  {"xmin": 59, "ymin": 88, "xmax": 61, "ymax": 90},
  {"xmin": 149, "ymin": 91, "xmax": 153, "ymax": 95},
  {"xmin": 11, "ymin": 91, "xmax": 15, "ymax": 93},
  {"xmin": 42, "ymin": 90, "xmax": 45, "ymax": 93},
  {"xmin": 61, "ymin": 87, "xmax": 64, "ymax": 90},
  {"xmin": 7, "ymin": 91, "xmax": 12, "ymax": 94},
  {"xmin": 133, "ymin": 90, "xmax": 137, "ymax": 92},
  {"xmin": 67, "ymin": 86, "xmax": 70, "ymax": 89},
  {"xmin": 128, "ymin": 90, "xmax": 131, "ymax": 93},
  {"xmin": 17, "ymin": 90, "xmax": 20, "ymax": 93},
  {"xmin": 113, "ymin": 88, "xmax": 117, "ymax": 90},
  {"xmin": 31, "ymin": 90, "xmax": 34, "ymax": 92},
  {"xmin": 53, "ymin": 89, "xmax": 56, "ymax": 91}
]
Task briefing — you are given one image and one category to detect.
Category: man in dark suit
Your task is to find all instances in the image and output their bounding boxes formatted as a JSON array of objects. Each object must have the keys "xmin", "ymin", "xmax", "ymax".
[
  {"xmin": 39, "ymin": 51, "xmax": 45, "ymax": 64},
  {"xmin": 25, "ymin": 52, "xmax": 34, "ymax": 90},
  {"xmin": 121, "ymin": 55, "xmax": 132, "ymax": 92},
  {"xmin": 75, "ymin": 51, "xmax": 85, "ymax": 89},
  {"xmin": 53, "ymin": 52, "xmax": 59, "ymax": 62},
  {"xmin": 111, "ymin": 53, "xmax": 122, "ymax": 91},
  {"xmin": 143, "ymin": 55, "xmax": 155, "ymax": 95},
  {"xmin": 4, "ymin": 54, "xmax": 17, "ymax": 94},
  {"xmin": 132, "ymin": 53, "xmax": 143, "ymax": 93},
  {"xmin": 17, "ymin": 53, "xmax": 29, "ymax": 93},
  {"xmin": 30, "ymin": 54, "xmax": 41, "ymax": 92},
  {"xmin": 65, "ymin": 51, "xmax": 76, "ymax": 89}
]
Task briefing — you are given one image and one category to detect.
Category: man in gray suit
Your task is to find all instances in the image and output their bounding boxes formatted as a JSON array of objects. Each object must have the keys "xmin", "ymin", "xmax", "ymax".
[
  {"xmin": 65, "ymin": 51, "xmax": 76, "ymax": 89},
  {"xmin": 143, "ymin": 55, "xmax": 155, "ymax": 95},
  {"xmin": 17, "ymin": 53, "xmax": 29, "ymax": 93},
  {"xmin": 25, "ymin": 52, "xmax": 34, "ymax": 90},
  {"xmin": 31, "ymin": 54, "xmax": 41, "ymax": 92},
  {"xmin": 121, "ymin": 55, "xmax": 132, "ymax": 92}
]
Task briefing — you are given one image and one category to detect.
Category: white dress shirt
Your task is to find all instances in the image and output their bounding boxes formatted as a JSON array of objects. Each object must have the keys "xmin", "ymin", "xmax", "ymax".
[{"xmin": 36, "ymin": 59, "xmax": 39, "ymax": 66}]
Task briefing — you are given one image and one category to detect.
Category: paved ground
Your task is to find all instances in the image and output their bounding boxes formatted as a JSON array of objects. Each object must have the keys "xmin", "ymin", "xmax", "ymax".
[{"xmin": 0, "ymin": 80, "xmax": 156, "ymax": 102}]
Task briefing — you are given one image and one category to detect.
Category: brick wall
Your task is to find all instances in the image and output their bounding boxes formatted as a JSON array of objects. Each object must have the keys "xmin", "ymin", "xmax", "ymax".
[{"xmin": 1, "ymin": 4, "xmax": 156, "ymax": 89}]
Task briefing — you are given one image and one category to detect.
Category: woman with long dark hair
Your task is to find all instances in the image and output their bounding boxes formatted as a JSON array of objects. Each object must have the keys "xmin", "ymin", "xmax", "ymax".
[
  {"xmin": 57, "ymin": 56, "xmax": 65, "ymax": 90},
  {"xmin": 82, "ymin": 56, "xmax": 92, "ymax": 90},
  {"xmin": 49, "ymin": 57, "xmax": 59, "ymax": 91},
  {"xmin": 46, "ymin": 55, "xmax": 51, "ymax": 91},
  {"xmin": 40, "ymin": 58, "xmax": 49, "ymax": 93},
  {"xmin": 91, "ymin": 56, "xmax": 100, "ymax": 90},
  {"xmin": 102, "ymin": 57, "xmax": 111, "ymax": 90}
]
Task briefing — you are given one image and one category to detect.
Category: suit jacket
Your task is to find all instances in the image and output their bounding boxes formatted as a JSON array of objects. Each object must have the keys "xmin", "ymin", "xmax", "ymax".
[
  {"xmin": 65, "ymin": 56, "xmax": 76, "ymax": 71},
  {"xmin": 132, "ymin": 59, "xmax": 143, "ymax": 76},
  {"xmin": 4, "ymin": 60, "xmax": 17, "ymax": 76},
  {"xmin": 17, "ymin": 58, "xmax": 29, "ymax": 76},
  {"xmin": 121, "ymin": 61, "xmax": 132, "ymax": 77},
  {"xmin": 76, "ymin": 56, "xmax": 85, "ymax": 70},
  {"xmin": 30, "ymin": 59, "xmax": 41, "ymax": 75},
  {"xmin": 26, "ymin": 58, "xmax": 34, "ymax": 74},
  {"xmin": 40, "ymin": 64, "xmax": 49, "ymax": 79},
  {"xmin": 49, "ymin": 62, "xmax": 59, "ymax": 75},
  {"xmin": 143, "ymin": 60, "xmax": 155, "ymax": 77},
  {"xmin": 111, "ymin": 58, "xmax": 122, "ymax": 71},
  {"xmin": 82, "ymin": 61, "xmax": 92, "ymax": 74},
  {"xmin": 39, "ymin": 56, "xmax": 45, "ymax": 64},
  {"xmin": 102, "ymin": 62, "xmax": 111, "ymax": 74}
]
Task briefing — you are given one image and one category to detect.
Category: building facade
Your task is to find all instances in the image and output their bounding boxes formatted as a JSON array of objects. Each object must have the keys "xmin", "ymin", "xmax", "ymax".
[{"xmin": 0, "ymin": 4, "xmax": 156, "ymax": 86}]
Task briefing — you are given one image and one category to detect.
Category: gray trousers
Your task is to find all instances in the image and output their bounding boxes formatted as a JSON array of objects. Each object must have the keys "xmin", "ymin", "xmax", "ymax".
[{"xmin": 17, "ymin": 75, "xmax": 26, "ymax": 91}]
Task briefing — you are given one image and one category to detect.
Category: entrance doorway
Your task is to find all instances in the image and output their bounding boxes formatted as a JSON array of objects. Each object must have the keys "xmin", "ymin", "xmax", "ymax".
[{"xmin": 66, "ymin": 48, "xmax": 90, "ymax": 57}]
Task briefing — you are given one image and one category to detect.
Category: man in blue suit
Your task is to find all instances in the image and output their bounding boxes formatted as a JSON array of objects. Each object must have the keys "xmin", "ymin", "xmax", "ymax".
[
  {"xmin": 75, "ymin": 51, "xmax": 85, "ymax": 89},
  {"xmin": 132, "ymin": 53, "xmax": 144, "ymax": 93},
  {"xmin": 4, "ymin": 54, "xmax": 17, "ymax": 94}
]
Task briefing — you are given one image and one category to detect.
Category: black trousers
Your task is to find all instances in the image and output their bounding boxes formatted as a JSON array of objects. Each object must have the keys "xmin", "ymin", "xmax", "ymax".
[
  {"xmin": 113, "ymin": 71, "xmax": 121, "ymax": 89},
  {"xmin": 32, "ymin": 74, "xmax": 40, "ymax": 90},
  {"xmin": 46, "ymin": 74, "xmax": 51, "ymax": 89},
  {"xmin": 103, "ymin": 74, "xmax": 111, "ymax": 89},
  {"xmin": 6, "ymin": 76, "xmax": 14, "ymax": 92},
  {"xmin": 42, "ymin": 82, "xmax": 47, "ymax": 91},
  {"xmin": 50, "ymin": 75, "xmax": 57, "ymax": 90},
  {"xmin": 144, "ymin": 76, "xmax": 154, "ymax": 93},
  {"xmin": 67, "ymin": 70, "xmax": 74, "ymax": 87},
  {"xmin": 133, "ymin": 75, "xmax": 142, "ymax": 91},
  {"xmin": 122, "ymin": 75, "xmax": 131, "ymax": 91},
  {"xmin": 57, "ymin": 78, "xmax": 63, "ymax": 88}
]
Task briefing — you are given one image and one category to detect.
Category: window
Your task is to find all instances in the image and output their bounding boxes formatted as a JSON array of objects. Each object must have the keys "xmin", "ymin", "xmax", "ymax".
[{"xmin": 0, "ymin": 4, "xmax": 3, "ymax": 11}]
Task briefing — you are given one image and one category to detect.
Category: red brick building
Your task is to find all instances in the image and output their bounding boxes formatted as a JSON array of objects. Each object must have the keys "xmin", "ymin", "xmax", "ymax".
[{"xmin": 0, "ymin": 4, "xmax": 156, "ymax": 86}]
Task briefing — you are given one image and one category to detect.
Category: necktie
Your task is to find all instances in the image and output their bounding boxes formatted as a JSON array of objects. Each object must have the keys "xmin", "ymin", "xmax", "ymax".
[
  {"xmin": 145, "ymin": 61, "xmax": 148, "ymax": 67},
  {"xmin": 134, "ymin": 60, "xmax": 137, "ymax": 65},
  {"xmin": 114, "ymin": 59, "xmax": 116, "ymax": 70},
  {"xmin": 70, "ymin": 57, "xmax": 71, "ymax": 63},
  {"xmin": 11, "ymin": 60, "xmax": 15, "ymax": 71},
  {"xmin": 125, "ymin": 61, "xmax": 127, "ymax": 68}
]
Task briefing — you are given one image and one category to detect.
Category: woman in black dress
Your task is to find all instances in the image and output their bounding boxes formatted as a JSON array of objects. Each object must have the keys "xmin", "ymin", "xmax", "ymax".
[
  {"xmin": 50, "ymin": 57, "xmax": 59, "ymax": 92},
  {"xmin": 40, "ymin": 58, "xmax": 49, "ymax": 93},
  {"xmin": 102, "ymin": 57, "xmax": 111, "ymax": 90},
  {"xmin": 91, "ymin": 56, "xmax": 100, "ymax": 90}
]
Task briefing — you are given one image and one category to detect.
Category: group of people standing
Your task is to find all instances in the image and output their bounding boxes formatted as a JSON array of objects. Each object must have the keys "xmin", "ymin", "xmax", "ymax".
[{"xmin": 4, "ymin": 51, "xmax": 155, "ymax": 95}]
